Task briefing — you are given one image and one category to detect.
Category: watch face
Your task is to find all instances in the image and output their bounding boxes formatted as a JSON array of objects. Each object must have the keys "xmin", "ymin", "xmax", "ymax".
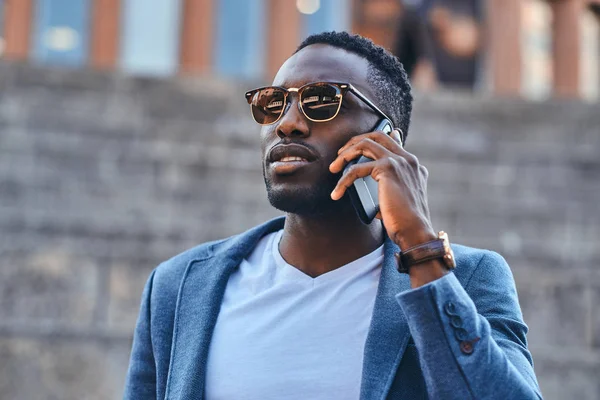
[{"xmin": 439, "ymin": 231, "xmax": 456, "ymax": 269}]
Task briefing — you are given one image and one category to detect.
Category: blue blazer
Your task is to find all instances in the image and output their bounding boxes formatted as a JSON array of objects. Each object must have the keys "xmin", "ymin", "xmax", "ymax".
[{"xmin": 124, "ymin": 217, "xmax": 543, "ymax": 399}]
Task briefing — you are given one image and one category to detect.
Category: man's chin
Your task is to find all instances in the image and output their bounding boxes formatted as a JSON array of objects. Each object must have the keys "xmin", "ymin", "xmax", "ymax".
[
  {"xmin": 263, "ymin": 167, "xmax": 351, "ymax": 217},
  {"xmin": 266, "ymin": 187, "xmax": 353, "ymax": 217}
]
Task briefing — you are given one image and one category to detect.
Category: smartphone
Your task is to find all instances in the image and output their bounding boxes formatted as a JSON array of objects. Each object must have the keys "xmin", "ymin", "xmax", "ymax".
[{"xmin": 344, "ymin": 119, "xmax": 394, "ymax": 224}]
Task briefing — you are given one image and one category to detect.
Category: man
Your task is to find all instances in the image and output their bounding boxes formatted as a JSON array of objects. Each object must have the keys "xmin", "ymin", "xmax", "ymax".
[{"xmin": 124, "ymin": 32, "xmax": 542, "ymax": 399}]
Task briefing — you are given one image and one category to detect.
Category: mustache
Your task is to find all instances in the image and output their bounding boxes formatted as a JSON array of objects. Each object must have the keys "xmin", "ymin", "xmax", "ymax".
[{"xmin": 267, "ymin": 139, "xmax": 320, "ymax": 158}]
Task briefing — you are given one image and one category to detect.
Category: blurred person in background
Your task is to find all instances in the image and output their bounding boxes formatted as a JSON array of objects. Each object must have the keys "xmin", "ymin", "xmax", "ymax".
[
  {"xmin": 394, "ymin": 0, "xmax": 483, "ymax": 90},
  {"xmin": 124, "ymin": 31, "xmax": 542, "ymax": 399}
]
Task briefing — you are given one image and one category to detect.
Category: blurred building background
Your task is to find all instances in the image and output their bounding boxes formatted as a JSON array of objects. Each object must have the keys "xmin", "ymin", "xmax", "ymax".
[
  {"xmin": 2, "ymin": 0, "xmax": 599, "ymax": 97},
  {"xmin": 0, "ymin": 0, "xmax": 599, "ymax": 399}
]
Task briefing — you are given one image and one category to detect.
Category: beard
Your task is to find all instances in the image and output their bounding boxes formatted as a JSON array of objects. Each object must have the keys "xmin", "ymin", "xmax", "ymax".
[{"xmin": 263, "ymin": 165, "xmax": 353, "ymax": 217}]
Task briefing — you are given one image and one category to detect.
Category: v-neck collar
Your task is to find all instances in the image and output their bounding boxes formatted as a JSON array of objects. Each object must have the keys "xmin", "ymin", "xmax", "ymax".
[
  {"xmin": 165, "ymin": 217, "xmax": 412, "ymax": 400},
  {"xmin": 271, "ymin": 229, "xmax": 385, "ymax": 287}
]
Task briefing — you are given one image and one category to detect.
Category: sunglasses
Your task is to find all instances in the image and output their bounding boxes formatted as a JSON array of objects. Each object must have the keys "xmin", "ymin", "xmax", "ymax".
[{"xmin": 244, "ymin": 81, "xmax": 398, "ymax": 136}]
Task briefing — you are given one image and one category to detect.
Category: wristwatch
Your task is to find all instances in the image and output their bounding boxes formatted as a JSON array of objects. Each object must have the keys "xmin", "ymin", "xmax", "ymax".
[{"xmin": 397, "ymin": 231, "xmax": 456, "ymax": 273}]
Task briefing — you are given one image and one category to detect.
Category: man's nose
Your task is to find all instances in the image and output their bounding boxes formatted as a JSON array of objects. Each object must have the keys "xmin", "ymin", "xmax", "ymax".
[{"xmin": 275, "ymin": 97, "xmax": 310, "ymax": 139}]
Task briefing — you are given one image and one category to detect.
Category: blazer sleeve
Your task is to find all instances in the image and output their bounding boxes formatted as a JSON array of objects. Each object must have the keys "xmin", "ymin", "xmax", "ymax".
[
  {"xmin": 395, "ymin": 251, "xmax": 543, "ymax": 400},
  {"xmin": 123, "ymin": 269, "xmax": 157, "ymax": 400}
]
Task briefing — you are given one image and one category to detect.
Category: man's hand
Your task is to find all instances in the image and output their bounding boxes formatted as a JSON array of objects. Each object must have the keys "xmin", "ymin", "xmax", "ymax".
[
  {"xmin": 329, "ymin": 128, "xmax": 449, "ymax": 286},
  {"xmin": 329, "ymin": 128, "xmax": 435, "ymax": 249}
]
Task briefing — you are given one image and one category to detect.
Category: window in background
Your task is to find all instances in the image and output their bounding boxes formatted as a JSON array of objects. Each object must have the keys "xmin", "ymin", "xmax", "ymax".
[
  {"xmin": 0, "ymin": 2, "xmax": 4, "ymax": 57},
  {"xmin": 301, "ymin": 0, "xmax": 350, "ymax": 39},
  {"xmin": 580, "ymin": 9, "xmax": 599, "ymax": 100},
  {"xmin": 32, "ymin": 0, "xmax": 90, "ymax": 66},
  {"xmin": 521, "ymin": 0, "xmax": 552, "ymax": 100},
  {"xmin": 214, "ymin": 0, "xmax": 266, "ymax": 79},
  {"xmin": 120, "ymin": 0, "xmax": 182, "ymax": 76}
]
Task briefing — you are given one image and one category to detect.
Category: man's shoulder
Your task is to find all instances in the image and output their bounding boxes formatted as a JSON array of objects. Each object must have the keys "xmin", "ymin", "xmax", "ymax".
[
  {"xmin": 452, "ymin": 243, "xmax": 503, "ymax": 266},
  {"xmin": 151, "ymin": 217, "xmax": 285, "ymax": 290},
  {"xmin": 153, "ymin": 237, "xmax": 229, "ymax": 283},
  {"xmin": 450, "ymin": 243, "xmax": 512, "ymax": 286}
]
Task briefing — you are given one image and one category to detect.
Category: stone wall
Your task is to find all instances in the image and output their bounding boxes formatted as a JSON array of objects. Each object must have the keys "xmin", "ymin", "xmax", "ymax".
[{"xmin": 0, "ymin": 62, "xmax": 598, "ymax": 400}]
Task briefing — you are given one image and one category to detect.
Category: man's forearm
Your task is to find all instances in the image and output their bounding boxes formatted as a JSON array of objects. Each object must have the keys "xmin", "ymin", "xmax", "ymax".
[{"xmin": 396, "ymin": 256, "xmax": 543, "ymax": 399}]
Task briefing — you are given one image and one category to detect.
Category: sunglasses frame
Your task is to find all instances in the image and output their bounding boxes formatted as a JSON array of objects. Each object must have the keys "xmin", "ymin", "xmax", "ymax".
[{"xmin": 245, "ymin": 82, "xmax": 401, "ymax": 141}]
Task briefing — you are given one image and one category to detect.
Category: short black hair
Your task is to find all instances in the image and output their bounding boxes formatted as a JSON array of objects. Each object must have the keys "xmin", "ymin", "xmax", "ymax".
[{"xmin": 296, "ymin": 31, "xmax": 413, "ymax": 143}]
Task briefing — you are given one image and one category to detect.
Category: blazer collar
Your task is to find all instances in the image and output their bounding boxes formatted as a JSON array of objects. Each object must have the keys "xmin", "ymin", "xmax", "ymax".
[
  {"xmin": 360, "ymin": 236, "xmax": 412, "ymax": 400},
  {"xmin": 165, "ymin": 218, "xmax": 285, "ymax": 399},
  {"xmin": 166, "ymin": 217, "xmax": 411, "ymax": 400}
]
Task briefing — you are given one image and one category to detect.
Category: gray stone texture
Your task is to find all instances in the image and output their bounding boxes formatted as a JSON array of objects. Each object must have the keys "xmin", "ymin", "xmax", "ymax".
[{"xmin": 0, "ymin": 61, "xmax": 599, "ymax": 399}]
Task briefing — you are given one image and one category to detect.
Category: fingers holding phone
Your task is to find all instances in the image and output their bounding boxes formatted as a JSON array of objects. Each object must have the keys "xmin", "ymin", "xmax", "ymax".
[
  {"xmin": 330, "ymin": 119, "xmax": 394, "ymax": 223},
  {"xmin": 329, "ymin": 123, "xmax": 434, "ymax": 248}
]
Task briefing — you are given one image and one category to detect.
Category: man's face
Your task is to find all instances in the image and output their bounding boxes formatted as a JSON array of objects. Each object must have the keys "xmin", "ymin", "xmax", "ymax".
[{"xmin": 261, "ymin": 44, "xmax": 380, "ymax": 217}]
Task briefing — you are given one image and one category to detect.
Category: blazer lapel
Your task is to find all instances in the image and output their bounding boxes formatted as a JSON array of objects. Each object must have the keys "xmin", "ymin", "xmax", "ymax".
[
  {"xmin": 360, "ymin": 237, "xmax": 412, "ymax": 400},
  {"xmin": 164, "ymin": 217, "xmax": 411, "ymax": 400},
  {"xmin": 165, "ymin": 218, "xmax": 285, "ymax": 400}
]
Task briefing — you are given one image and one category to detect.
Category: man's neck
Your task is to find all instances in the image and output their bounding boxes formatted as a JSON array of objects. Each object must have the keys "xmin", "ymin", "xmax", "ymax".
[{"xmin": 278, "ymin": 211, "xmax": 385, "ymax": 278}]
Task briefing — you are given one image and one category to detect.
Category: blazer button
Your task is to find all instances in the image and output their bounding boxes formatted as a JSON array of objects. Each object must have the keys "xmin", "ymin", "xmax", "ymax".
[
  {"xmin": 454, "ymin": 327, "xmax": 468, "ymax": 342},
  {"xmin": 450, "ymin": 315, "xmax": 463, "ymax": 328},
  {"xmin": 460, "ymin": 341, "xmax": 474, "ymax": 355},
  {"xmin": 444, "ymin": 301, "xmax": 456, "ymax": 315}
]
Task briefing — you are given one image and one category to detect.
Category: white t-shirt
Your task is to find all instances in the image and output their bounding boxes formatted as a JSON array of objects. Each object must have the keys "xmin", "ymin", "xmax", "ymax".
[{"xmin": 205, "ymin": 230, "xmax": 384, "ymax": 400}]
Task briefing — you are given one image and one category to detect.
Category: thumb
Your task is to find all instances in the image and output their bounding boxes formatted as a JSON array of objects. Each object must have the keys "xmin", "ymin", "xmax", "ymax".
[{"xmin": 392, "ymin": 129, "xmax": 403, "ymax": 148}]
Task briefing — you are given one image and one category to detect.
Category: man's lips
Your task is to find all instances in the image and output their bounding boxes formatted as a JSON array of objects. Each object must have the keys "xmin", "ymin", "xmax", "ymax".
[
  {"xmin": 268, "ymin": 143, "xmax": 318, "ymax": 163},
  {"xmin": 267, "ymin": 143, "xmax": 319, "ymax": 175}
]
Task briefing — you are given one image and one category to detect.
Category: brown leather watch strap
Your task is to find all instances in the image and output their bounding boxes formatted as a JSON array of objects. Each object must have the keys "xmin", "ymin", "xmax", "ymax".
[
  {"xmin": 397, "ymin": 231, "xmax": 456, "ymax": 273},
  {"xmin": 399, "ymin": 239, "xmax": 445, "ymax": 272}
]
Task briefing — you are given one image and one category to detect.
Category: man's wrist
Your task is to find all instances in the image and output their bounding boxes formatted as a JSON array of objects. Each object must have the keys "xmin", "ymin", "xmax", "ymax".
[
  {"xmin": 395, "ymin": 227, "xmax": 456, "ymax": 287},
  {"xmin": 394, "ymin": 226, "xmax": 437, "ymax": 250},
  {"xmin": 408, "ymin": 259, "xmax": 449, "ymax": 288}
]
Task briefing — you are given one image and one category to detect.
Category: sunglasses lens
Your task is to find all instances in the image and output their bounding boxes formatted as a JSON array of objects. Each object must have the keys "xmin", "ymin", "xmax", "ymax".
[
  {"xmin": 249, "ymin": 88, "xmax": 286, "ymax": 124},
  {"xmin": 301, "ymin": 84, "xmax": 342, "ymax": 121}
]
